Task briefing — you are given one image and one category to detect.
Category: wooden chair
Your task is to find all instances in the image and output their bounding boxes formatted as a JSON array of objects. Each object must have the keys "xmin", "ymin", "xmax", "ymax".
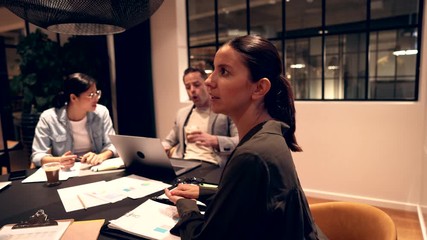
[{"xmin": 310, "ymin": 201, "xmax": 397, "ymax": 240}]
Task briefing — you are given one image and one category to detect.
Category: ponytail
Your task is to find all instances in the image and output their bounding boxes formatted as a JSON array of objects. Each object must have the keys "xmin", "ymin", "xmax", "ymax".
[
  {"xmin": 265, "ymin": 75, "xmax": 302, "ymax": 152},
  {"xmin": 226, "ymin": 35, "xmax": 302, "ymax": 152},
  {"xmin": 52, "ymin": 91, "xmax": 67, "ymax": 109}
]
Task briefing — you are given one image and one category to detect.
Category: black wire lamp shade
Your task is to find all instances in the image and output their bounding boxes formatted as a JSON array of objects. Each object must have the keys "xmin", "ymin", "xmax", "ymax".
[{"xmin": 1, "ymin": 0, "xmax": 164, "ymax": 35}]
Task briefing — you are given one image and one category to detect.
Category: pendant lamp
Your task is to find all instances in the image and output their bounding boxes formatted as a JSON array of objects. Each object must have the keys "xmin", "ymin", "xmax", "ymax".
[{"xmin": 1, "ymin": 0, "xmax": 164, "ymax": 35}]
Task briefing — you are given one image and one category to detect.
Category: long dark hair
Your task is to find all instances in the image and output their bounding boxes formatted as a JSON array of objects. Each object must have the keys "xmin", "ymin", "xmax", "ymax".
[
  {"xmin": 225, "ymin": 35, "xmax": 302, "ymax": 152},
  {"xmin": 53, "ymin": 73, "xmax": 96, "ymax": 108}
]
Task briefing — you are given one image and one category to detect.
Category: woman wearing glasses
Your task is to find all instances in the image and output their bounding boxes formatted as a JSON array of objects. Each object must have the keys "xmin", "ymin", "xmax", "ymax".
[{"xmin": 31, "ymin": 73, "xmax": 117, "ymax": 168}]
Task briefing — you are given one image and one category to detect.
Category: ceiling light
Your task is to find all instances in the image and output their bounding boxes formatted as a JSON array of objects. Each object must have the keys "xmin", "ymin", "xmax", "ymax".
[
  {"xmin": 290, "ymin": 64, "xmax": 306, "ymax": 69},
  {"xmin": 1, "ymin": 0, "xmax": 164, "ymax": 35},
  {"xmin": 393, "ymin": 49, "xmax": 418, "ymax": 56}
]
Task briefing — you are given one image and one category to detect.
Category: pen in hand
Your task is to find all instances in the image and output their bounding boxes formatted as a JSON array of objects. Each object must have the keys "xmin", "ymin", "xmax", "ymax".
[
  {"xmin": 75, "ymin": 156, "xmax": 94, "ymax": 170},
  {"xmin": 150, "ymin": 196, "xmax": 175, "ymax": 206}
]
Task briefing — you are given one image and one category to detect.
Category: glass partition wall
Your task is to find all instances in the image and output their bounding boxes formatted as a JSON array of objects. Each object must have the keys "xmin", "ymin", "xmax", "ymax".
[{"xmin": 186, "ymin": 0, "xmax": 422, "ymax": 101}]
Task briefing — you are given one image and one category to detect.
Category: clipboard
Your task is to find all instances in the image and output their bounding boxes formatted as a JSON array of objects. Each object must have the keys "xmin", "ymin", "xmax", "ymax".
[
  {"xmin": 0, "ymin": 209, "xmax": 73, "ymax": 240},
  {"xmin": 0, "ymin": 219, "xmax": 73, "ymax": 240}
]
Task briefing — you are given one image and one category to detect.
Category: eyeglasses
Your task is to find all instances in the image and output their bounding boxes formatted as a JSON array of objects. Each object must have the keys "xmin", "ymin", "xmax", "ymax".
[{"xmin": 86, "ymin": 90, "xmax": 102, "ymax": 100}]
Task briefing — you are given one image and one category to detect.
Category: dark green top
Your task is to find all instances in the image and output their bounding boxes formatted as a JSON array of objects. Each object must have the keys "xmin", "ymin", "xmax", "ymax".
[{"xmin": 171, "ymin": 120, "xmax": 328, "ymax": 240}]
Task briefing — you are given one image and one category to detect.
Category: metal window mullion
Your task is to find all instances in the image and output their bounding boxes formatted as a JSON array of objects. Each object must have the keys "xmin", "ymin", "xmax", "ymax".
[
  {"xmin": 364, "ymin": 0, "xmax": 371, "ymax": 100},
  {"xmin": 414, "ymin": 0, "xmax": 424, "ymax": 100},
  {"xmin": 372, "ymin": 32, "xmax": 379, "ymax": 99},
  {"xmin": 321, "ymin": 0, "xmax": 326, "ymax": 100},
  {"xmin": 357, "ymin": 33, "xmax": 363, "ymax": 98},
  {"xmin": 394, "ymin": 30, "xmax": 399, "ymax": 98},
  {"xmin": 215, "ymin": 0, "xmax": 219, "ymax": 50},
  {"xmin": 283, "ymin": 0, "xmax": 292, "ymax": 99},
  {"xmin": 246, "ymin": 0, "xmax": 250, "ymax": 35},
  {"xmin": 185, "ymin": 0, "xmax": 191, "ymax": 67}
]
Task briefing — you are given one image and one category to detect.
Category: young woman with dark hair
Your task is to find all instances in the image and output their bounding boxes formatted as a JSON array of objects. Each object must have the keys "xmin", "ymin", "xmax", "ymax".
[
  {"xmin": 165, "ymin": 35, "xmax": 328, "ymax": 240},
  {"xmin": 31, "ymin": 73, "xmax": 117, "ymax": 168}
]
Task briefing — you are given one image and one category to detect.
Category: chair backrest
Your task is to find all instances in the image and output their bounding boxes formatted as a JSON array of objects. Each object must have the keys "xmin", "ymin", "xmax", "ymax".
[
  {"xmin": 310, "ymin": 201, "xmax": 397, "ymax": 240},
  {"xmin": 0, "ymin": 115, "xmax": 4, "ymax": 150}
]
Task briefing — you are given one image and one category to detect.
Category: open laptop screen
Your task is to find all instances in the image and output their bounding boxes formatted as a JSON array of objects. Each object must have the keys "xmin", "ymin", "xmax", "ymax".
[{"xmin": 109, "ymin": 134, "xmax": 201, "ymax": 182}]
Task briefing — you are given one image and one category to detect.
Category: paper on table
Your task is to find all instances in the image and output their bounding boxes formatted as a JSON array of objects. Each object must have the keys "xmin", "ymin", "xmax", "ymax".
[
  {"xmin": 21, "ymin": 159, "xmax": 124, "ymax": 183},
  {"xmin": 0, "ymin": 181, "xmax": 11, "ymax": 191},
  {"xmin": 0, "ymin": 219, "xmax": 73, "ymax": 240},
  {"xmin": 57, "ymin": 181, "xmax": 115, "ymax": 212},
  {"xmin": 109, "ymin": 199, "xmax": 179, "ymax": 240},
  {"xmin": 107, "ymin": 174, "xmax": 171, "ymax": 199},
  {"xmin": 90, "ymin": 157, "xmax": 124, "ymax": 172},
  {"xmin": 21, "ymin": 163, "xmax": 83, "ymax": 183},
  {"xmin": 83, "ymin": 185, "xmax": 127, "ymax": 204},
  {"xmin": 57, "ymin": 174, "xmax": 170, "ymax": 212}
]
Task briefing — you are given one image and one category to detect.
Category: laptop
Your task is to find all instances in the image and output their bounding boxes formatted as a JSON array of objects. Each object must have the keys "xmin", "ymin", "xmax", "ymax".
[{"xmin": 109, "ymin": 134, "xmax": 201, "ymax": 182}]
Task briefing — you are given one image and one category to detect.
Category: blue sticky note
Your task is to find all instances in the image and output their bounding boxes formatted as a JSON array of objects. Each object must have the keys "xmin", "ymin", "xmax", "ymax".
[{"xmin": 154, "ymin": 227, "xmax": 167, "ymax": 233}]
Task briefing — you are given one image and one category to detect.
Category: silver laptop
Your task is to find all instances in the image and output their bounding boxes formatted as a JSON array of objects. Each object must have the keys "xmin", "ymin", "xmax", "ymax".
[{"xmin": 109, "ymin": 134, "xmax": 201, "ymax": 181}]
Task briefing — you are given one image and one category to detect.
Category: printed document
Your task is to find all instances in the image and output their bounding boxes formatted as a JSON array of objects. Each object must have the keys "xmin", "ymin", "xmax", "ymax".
[
  {"xmin": 109, "ymin": 199, "xmax": 179, "ymax": 240},
  {"xmin": 107, "ymin": 174, "xmax": 171, "ymax": 199},
  {"xmin": 56, "ymin": 175, "xmax": 169, "ymax": 212},
  {"xmin": 22, "ymin": 163, "xmax": 83, "ymax": 183},
  {"xmin": 57, "ymin": 181, "xmax": 127, "ymax": 212}
]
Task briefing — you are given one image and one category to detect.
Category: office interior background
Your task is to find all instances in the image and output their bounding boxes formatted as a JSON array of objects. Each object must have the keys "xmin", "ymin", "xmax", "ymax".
[{"xmin": 0, "ymin": 0, "xmax": 426, "ymax": 237}]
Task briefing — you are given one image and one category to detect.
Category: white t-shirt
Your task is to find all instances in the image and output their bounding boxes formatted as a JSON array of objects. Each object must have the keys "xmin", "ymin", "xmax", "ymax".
[
  {"xmin": 69, "ymin": 116, "xmax": 92, "ymax": 156},
  {"xmin": 184, "ymin": 107, "xmax": 218, "ymax": 164}
]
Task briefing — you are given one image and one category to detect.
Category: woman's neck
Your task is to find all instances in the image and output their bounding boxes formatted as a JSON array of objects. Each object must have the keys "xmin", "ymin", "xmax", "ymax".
[
  {"xmin": 66, "ymin": 105, "xmax": 86, "ymax": 121},
  {"xmin": 232, "ymin": 107, "xmax": 272, "ymax": 140}
]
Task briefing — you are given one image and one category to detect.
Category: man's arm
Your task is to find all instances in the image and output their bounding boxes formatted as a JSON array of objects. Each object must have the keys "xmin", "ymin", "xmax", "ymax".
[
  {"xmin": 161, "ymin": 105, "xmax": 193, "ymax": 156},
  {"xmin": 162, "ymin": 119, "xmax": 180, "ymax": 150},
  {"xmin": 216, "ymin": 117, "xmax": 239, "ymax": 153}
]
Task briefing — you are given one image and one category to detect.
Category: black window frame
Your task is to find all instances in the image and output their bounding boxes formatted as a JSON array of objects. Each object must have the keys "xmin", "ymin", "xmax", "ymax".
[{"xmin": 186, "ymin": 0, "xmax": 423, "ymax": 101}]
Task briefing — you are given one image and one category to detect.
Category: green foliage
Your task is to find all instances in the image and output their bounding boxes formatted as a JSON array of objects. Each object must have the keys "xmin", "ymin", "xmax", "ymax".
[
  {"xmin": 11, "ymin": 29, "xmax": 63, "ymax": 113},
  {"xmin": 10, "ymin": 30, "xmax": 110, "ymax": 113}
]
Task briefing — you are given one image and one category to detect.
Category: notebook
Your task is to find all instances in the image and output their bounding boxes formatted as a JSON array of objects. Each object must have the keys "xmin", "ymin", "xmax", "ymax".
[{"xmin": 109, "ymin": 135, "xmax": 201, "ymax": 182}]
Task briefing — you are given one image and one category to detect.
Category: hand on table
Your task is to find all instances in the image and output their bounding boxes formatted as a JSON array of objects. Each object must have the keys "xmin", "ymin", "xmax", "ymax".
[
  {"xmin": 80, "ymin": 152, "xmax": 103, "ymax": 165},
  {"xmin": 165, "ymin": 183, "xmax": 200, "ymax": 204}
]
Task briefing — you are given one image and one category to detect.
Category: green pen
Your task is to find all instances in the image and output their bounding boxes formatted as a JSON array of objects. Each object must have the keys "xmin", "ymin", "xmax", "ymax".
[{"xmin": 199, "ymin": 183, "xmax": 218, "ymax": 188}]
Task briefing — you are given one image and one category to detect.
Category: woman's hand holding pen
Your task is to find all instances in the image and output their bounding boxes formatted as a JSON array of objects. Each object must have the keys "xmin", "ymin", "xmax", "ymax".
[
  {"xmin": 60, "ymin": 151, "xmax": 77, "ymax": 170},
  {"xmin": 165, "ymin": 184, "xmax": 200, "ymax": 204}
]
